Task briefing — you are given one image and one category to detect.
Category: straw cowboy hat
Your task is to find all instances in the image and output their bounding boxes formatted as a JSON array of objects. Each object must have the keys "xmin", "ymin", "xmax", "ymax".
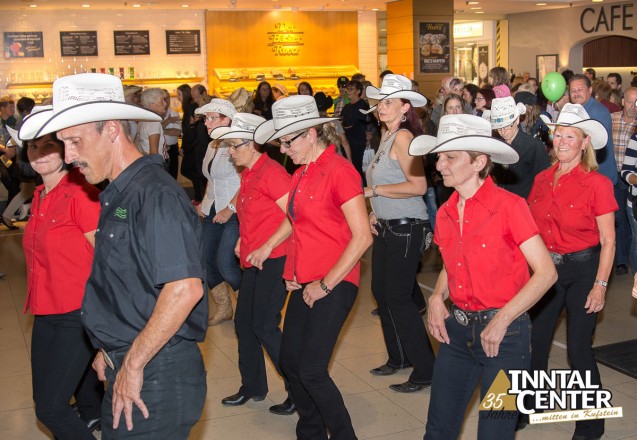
[
  {"xmin": 489, "ymin": 97, "xmax": 527, "ymax": 130},
  {"xmin": 16, "ymin": 105, "xmax": 53, "ymax": 142},
  {"xmin": 29, "ymin": 73, "xmax": 161, "ymax": 140},
  {"xmin": 409, "ymin": 114, "xmax": 519, "ymax": 164},
  {"xmin": 253, "ymin": 95, "xmax": 334, "ymax": 145},
  {"xmin": 228, "ymin": 88, "xmax": 254, "ymax": 113},
  {"xmin": 539, "ymin": 103, "xmax": 607, "ymax": 150},
  {"xmin": 194, "ymin": 98, "xmax": 237, "ymax": 119},
  {"xmin": 210, "ymin": 113, "xmax": 266, "ymax": 141}
]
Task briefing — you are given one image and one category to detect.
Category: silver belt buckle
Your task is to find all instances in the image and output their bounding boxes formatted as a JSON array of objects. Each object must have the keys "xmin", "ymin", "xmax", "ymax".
[
  {"xmin": 100, "ymin": 348, "xmax": 115, "ymax": 370},
  {"xmin": 453, "ymin": 308, "xmax": 469, "ymax": 326},
  {"xmin": 550, "ymin": 252, "xmax": 563, "ymax": 265}
]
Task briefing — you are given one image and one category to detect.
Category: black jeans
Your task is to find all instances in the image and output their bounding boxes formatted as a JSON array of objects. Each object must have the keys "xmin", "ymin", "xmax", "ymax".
[
  {"xmin": 372, "ymin": 220, "xmax": 436, "ymax": 383},
  {"xmin": 31, "ymin": 312, "xmax": 102, "ymax": 440},
  {"xmin": 280, "ymin": 282, "xmax": 358, "ymax": 440},
  {"xmin": 167, "ymin": 143, "xmax": 179, "ymax": 179},
  {"xmin": 102, "ymin": 340, "xmax": 206, "ymax": 439},
  {"xmin": 235, "ymin": 256, "xmax": 288, "ymax": 396},
  {"xmin": 529, "ymin": 253, "xmax": 604, "ymax": 438}
]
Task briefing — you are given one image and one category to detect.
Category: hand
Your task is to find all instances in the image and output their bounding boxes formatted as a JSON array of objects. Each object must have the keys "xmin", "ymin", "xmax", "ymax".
[
  {"xmin": 369, "ymin": 212, "xmax": 379, "ymax": 236},
  {"xmin": 303, "ymin": 280, "xmax": 328, "ymax": 308},
  {"xmin": 112, "ymin": 358, "xmax": 149, "ymax": 431},
  {"xmin": 585, "ymin": 284, "xmax": 606, "ymax": 313},
  {"xmin": 285, "ymin": 277, "xmax": 302, "ymax": 292},
  {"xmin": 212, "ymin": 207, "xmax": 232, "ymax": 224},
  {"xmin": 246, "ymin": 244, "xmax": 273, "ymax": 270},
  {"xmin": 633, "ymin": 273, "xmax": 637, "ymax": 299},
  {"xmin": 196, "ymin": 203, "xmax": 204, "ymax": 218},
  {"xmin": 480, "ymin": 315, "xmax": 509, "ymax": 358},
  {"xmin": 92, "ymin": 351, "xmax": 107, "ymax": 381},
  {"xmin": 427, "ymin": 296, "xmax": 450, "ymax": 343},
  {"xmin": 234, "ymin": 238, "xmax": 241, "ymax": 259},
  {"xmin": 364, "ymin": 186, "xmax": 373, "ymax": 198}
]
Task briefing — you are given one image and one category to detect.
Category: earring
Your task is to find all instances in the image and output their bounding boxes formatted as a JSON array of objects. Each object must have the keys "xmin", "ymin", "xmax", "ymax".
[{"xmin": 400, "ymin": 114, "xmax": 407, "ymax": 123}]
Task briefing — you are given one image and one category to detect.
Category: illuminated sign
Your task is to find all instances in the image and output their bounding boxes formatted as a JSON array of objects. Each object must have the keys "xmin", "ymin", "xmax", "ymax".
[
  {"xmin": 268, "ymin": 22, "xmax": 304, "ymax": 56},
  {"xmin": 454, "ymin": 21, "xmax": 484, "ymax": 38}
]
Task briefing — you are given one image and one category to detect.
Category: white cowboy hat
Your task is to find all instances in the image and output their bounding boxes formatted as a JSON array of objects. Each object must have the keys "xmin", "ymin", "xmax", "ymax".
[
  {"xmin": 194, "ymin": 98, "xmax": 236, "ymax": 119},
  {"xmin": 210, "ymin": 113, "xmax": 266, "ymax": 141},
  {"xmin": 30, "ymin": 73, "xmax": 161, "ymax": 139},
  {"xmin": 409, "ymin": 114, "xmax": 519, "ymax": 164},
  {"xmin": 539, "ymin": 103, "xmax": 607, "ymax": 150},
  {"xmin": 253, "ymin": 95, "xmax": 334, "ymax": 145},
  {"xmin": 16, "ymin": 105, "xmax": 54, "ymax": 143},
  {"xmin": 490, "ymin": 97, "xmax": 526, "ymax": 129},
  {"xmin": 365, "ymin": 74, "xmax": 428, "ymax": 108}
]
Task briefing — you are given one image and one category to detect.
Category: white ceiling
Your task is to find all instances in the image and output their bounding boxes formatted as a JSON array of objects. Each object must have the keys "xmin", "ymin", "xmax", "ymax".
[{"xmin": 0, "ymin": 0, "xmax": 624, "ymax": 18}]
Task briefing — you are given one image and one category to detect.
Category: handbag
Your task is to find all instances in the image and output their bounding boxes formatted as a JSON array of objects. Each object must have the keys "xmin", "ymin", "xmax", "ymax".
[{"xmin": 362, "ymin": 144, "xmax": 374, "ymax": 172}]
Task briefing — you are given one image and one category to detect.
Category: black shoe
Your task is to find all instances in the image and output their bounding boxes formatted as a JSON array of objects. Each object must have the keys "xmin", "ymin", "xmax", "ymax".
[
  {"xmin": 269, "ymin": 397, "xmax": 296, "ymax": 415},
  {"xmin": 0, "ymin": 217, "xmax": 18, "ymax": 230},
  {"xmin": 221, "ymin": 392, "xmax": 266, "ymax": 406},
  {"xmin": 389, "ymin": 380, "xmax": 431, "ymax": 393},
  {"xmin": 370, "ymin": 364, "xmax": 400, "ymax": 376},
  {"xmin": 371, "ymin": 308, "xmax": 379, "ymax": 316},
  {"xmin": 572, "ymin": 435, "xmax": 601, "ymax": 440},
  {"xmin": 86, "ymin": 418, "xmax": 101, "ymax": 433},
  {"xmin": 615, "ymin": 264, "xmax": 629, "ymax": 275}
]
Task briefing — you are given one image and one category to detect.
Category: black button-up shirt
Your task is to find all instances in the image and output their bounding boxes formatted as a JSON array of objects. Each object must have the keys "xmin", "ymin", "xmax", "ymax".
[{"xmin": 82, "ymin": 155, "xmax": 207, "ymax": 350}]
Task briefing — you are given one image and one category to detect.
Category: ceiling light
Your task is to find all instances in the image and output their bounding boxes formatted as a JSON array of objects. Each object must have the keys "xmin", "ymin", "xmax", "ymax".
[
  {"xmin": 82, "ymin": 4, "xmax": 90, "ymax": 7},
  {"xmin": 29, "ymin": 4, "xmax": 37, "ymax": 7},
  {"xmin": 470, "ymin": 7, "xmax": 481, "ymax": 10},
  {"xmin": 592, "ymin": 0, "xmax": 603, "ymax": 2},
  {"xmin": 181, "ymin": 3, "xmax": 189, "ymax": 6},
  {"xmin": 132, "ymin": 3, "xmax": 141, "ymax": 7},
  {"xmin": 372, "ymin": 8, "xmax": 379, "ymax": 11},
  {"xmin": 467, "ymin": 1, "xmax": 479, "ymax": 4},
  {"xmin": 536, "ymin": 2, "xmax": 547, "ymax": 5},
  {"xmin": 475, "ymin": 11, "xmax": 484, "ymax": 13}
]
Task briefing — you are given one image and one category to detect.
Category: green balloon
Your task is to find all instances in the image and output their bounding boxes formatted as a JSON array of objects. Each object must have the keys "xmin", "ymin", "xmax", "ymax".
[{"xmin": 542, "ymin": 72, "xmax": 567, "ymax": 102}]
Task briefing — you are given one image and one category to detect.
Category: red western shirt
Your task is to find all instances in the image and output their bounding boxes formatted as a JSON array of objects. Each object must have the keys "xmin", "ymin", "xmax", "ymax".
[
  {"xmin": 528, "ymin": 163, "xmax": 617, "ymax": 254},
  {"xmin": 435, "ymin": 177, "xmax": 539, "ymax": 311},
  {"xmin": 236, "ymin": 153, "xmax": 291, "ymax": 268},
  {"xmin": 23, "ymin": 169, "xmax": 101, "ymax": 314},
  {"xmin": 283, "ymin": 145, "xmax": 363, "ymax": 286}
]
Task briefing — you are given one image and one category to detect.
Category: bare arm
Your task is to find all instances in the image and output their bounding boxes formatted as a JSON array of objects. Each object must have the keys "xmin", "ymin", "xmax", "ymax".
[
  {"xmin": 148, "ymin": 133, "xmax": 160, "ymax": 156},
  {"xmin": 480, "ymin": 234, "xmax": 557, "ymax": 357},
  {"xmin": 212, "ymin": 189, "xmax": 239, "ymax": 224},
  {"xmin": 303, "ymin": 194, "xmax": 373, "ymax": 307},
  {"xmin": 364, "ymin": 131, "xmax": 427, "ymax": 198},
  {"xmin": 246, "ymin": 193, "xmax": 293, "ymax": 269},
  {"xmin": 112, "ymin": 277, "xmax": 204, "ymax": 431},
  {"xmin": 584, "ymin": 212, "xmax": 615, "ymax": 313},
  {"xmin": 427, "ymin": 265, "xmax": 451, "ymax": 344}
]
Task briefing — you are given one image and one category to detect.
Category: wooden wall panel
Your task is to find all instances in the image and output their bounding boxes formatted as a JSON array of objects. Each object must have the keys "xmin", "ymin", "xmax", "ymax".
[{"xmin": 583, "ymin": 36, "xmax": 637, "ymax": 67}]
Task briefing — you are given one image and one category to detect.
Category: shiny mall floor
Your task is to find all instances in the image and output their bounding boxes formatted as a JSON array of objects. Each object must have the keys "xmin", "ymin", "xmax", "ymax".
[{"xmin": 1, "ymin": 223, "xmax": 637, "ymax": 439}]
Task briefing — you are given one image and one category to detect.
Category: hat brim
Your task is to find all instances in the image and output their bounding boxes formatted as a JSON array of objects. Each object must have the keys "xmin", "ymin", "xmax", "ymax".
[
  {"xmin": 32, "ymin": 101, "xmax": 162, "ymax": 139},
  {"xmin": 254, "ymin": 117, "xmax": 335, "ymax": 145},
  {"xmin": 6, "ymin": 127, "xmax": 21, "ymax": 148},
  {"xmin": 17, "ymin": 108, "xmax": 54, "ymax": 141},
  {"xmin": 544, "ymin": 119, "xmax": 607, "ymax": 150},
  {"xmin": 210, "ymin": 127, "xmax": 255, "ymax": 141},
  {"xmin": 409, "ymin": 134, "xmax": 519, "ymax": 164},
  {"xmin": 365, "ymin": 87, "xmax": 427, "ymax": 108}
]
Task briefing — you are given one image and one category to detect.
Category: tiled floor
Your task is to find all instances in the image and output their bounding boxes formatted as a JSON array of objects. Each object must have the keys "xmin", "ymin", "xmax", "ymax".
[{"xmin": 2, "ymin": 223, "xmax": 637, "ymax": 439}]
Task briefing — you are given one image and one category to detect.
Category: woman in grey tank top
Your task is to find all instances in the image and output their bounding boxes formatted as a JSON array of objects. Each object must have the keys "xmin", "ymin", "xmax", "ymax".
[{"xmin": 363, "ymin": 75, "xmax": 436, "ymax": 393}]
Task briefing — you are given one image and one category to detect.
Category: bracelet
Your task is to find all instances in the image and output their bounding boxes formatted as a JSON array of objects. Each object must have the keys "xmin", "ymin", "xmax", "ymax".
[
  {"xmin": 319, "ymin": 279, "xmax": 332, "ymax": 295},
  {"xmin": 227, "ymin": 203, "xmax": 236, "ymax": 213},
  {"xmin": 369, "ymin": 211, "xmax": 375, "ymax": 218},
  {"xmin": 371, "ymin": 185, "xmax": 378, "ymax": 197},
  {"xmin": 594, "ymin": 279, "xmax": 608, "ymax": 288}
]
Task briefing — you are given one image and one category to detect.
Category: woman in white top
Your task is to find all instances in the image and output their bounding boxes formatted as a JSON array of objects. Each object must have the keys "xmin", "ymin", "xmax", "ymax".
[
  {"xmin": 137, "ymin": 88, "xmax": 168, "ymax": 169},
  {"xmin": 195, "ymin": 99, "xmax": 242, "ymax": 325}
]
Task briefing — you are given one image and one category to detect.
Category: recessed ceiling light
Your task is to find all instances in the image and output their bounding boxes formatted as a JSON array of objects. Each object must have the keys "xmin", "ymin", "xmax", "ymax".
[
  {"xmin": 372, "ymin": 8, "xmax": 379, "ymax": 11},
  {"xmin": 181, "ymin": 3, "xmax": 189, "ymax": 6},
  {"xmin": 29, "ymin": 4, "xmax": 37, "ymax": 7},
  {"xmin": 475, "ymin": 11, "xmax": 484, "ymax": 14},
  {"xmin": 592, "ymin": 0, "xmax": 603, "ymax": 2},
  {"xmin": 82, "ymin": 4, "xmax": 90, "ymax": 7},
  {"xmin": 536, "ymin": 2, "xmax": 547, "ymax": 5},
  {"xmin": 470, "ymin": 7, "xmax": 482, "ymax": 10},
  {"xmin": 132, "ymin": 3, "xmax": 141, "ymax": 7},
  {"xmin": 467, "ymin": 1, "xmax": 479, "ymax": 4}
]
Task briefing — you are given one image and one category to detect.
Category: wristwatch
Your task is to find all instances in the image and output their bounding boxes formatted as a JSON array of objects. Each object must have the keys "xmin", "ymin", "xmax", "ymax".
[
  {"xmin": 319, "ymin": 279, "xmax": 332, "ymax": 295},
  {"xmin": 594, "ymin": 279, "xmax": 608, "ymax": 288},
  {"xmin": 227, "ymin": 203, "xmax": 236, "ymax": 213},
  {"xmin": 371, "ymin": 185, "xmax": 378, "ymax": 197}
]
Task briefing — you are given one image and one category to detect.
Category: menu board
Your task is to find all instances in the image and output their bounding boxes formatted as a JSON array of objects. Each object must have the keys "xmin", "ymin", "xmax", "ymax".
[
  {"xmin": 166, "ymin": 30, "xmax": 201, "ymax": 54},
  {"xmin": 114, "ymin": 30, "xmax": 150, "ymax": 55},
  {"xmin": 3, "ymin": 32, "xmax": 44, "ymax": 58},
  {"xmin": 418, "ymin": 22, "xmax": 451, "ymax": 74},
  {"xmin": 60, "ymin": 31, "xmax": 98, "ymax": 56}
]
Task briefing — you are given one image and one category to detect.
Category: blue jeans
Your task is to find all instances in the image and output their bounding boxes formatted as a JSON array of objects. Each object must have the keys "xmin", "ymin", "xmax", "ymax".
[
  {"xmin": 202, "ymin": 209, "xmax": 241, "ymax": 291},
  {"xmin": 425, "ymin": 311, "xmax": 531, "ymax": 440},
  {"xmin": 424, "ymin": 187, "xmax": 438, "ymax": 230},
  {"xmin": 102, "ymin": 340, "xmax": 206, "ymax": 439},
  {"xmin": 627, "ymin": 205, "xmax": 637, "ymax": 273},
  {"xmin": 614, "ymin": 176, "xmax": 631, "ymax": 267}
]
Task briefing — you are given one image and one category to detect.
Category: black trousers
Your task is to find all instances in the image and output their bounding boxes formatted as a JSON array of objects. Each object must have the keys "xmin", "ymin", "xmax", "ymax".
[
  {"xmin": 372, "ymin": 220, "xmax": 436, "ymax": 383},
  {"xmin": 31, "ymin": 311, "xmax": 102, "ymax": 440},
  {"xmin": 167, "ymin": 143, "xmax": 179, "ymax": 179},
  {"xmin": 280, "ymin": 282, "xmax": 358, "ymax": 440},
  {"xmin": 235, "ymin": 256, "xmax": 288, "ymax": 396},
  {"xmin": 529, "ymin": 253, "xmax": 604, "ymax": 438}
]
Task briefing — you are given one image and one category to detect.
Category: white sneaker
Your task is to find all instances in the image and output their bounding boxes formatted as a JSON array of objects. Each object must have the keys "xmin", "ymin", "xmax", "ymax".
[{"xmin": 16, "ymin": 203, "xmax": 30, "ymax": 221}]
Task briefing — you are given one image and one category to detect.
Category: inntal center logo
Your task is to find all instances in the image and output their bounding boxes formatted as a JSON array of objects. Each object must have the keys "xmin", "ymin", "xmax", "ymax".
[{"xmin": 479, "ymin": 370, "xmax": 623, "ymax": 424}]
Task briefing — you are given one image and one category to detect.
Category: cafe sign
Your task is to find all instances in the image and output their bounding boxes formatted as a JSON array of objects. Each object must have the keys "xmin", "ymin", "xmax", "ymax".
[
  {"xmin": 580, "ymin": 3, "xmax": 634, "ymax": 33},
  {"xmin": 268, "ymin": 22, "xmax": 304, "ymax": 56}
]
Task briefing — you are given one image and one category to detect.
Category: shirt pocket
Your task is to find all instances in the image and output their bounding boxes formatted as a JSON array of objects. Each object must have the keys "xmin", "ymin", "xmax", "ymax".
[{"xmin": 96, "ymin": 220, "xmax": 129, "ymax": 268}]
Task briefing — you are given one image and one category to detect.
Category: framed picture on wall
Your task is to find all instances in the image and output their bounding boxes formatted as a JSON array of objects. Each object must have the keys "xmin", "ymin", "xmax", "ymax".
[
  {"xmin": 536, "ymin": 54, "xmax": 559, "ymax": 82},
  {"xmin": 418, "ymin": 22, "xmax": 451, "ymax": 74}
]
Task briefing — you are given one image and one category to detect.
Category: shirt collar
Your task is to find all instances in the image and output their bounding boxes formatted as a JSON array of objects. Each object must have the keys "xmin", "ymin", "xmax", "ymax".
[
  {"xmin": 243, "ymin": 152, "xmax": 267, "ymax": 177},
  {"xmin": 442, "ymin": 176, "xmax": 498, "ymax": 216},
  {"xmin": 315, "ymin": 144, "xmax": 337, "ymax": 167},
  {"xmin": 111, "ymin": 155, "xmax": 164, "ymax": 194}
]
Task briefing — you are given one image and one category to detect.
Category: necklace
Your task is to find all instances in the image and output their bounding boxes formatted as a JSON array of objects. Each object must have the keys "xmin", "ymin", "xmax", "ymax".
[{"xmin": 384, "ymin": 126, "xmax": 400, "ymax": 142}]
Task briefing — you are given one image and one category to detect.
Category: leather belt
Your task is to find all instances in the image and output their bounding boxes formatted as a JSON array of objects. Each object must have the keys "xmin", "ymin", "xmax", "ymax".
[
  {"xmin": 376, "ymin": 217, "xmax": 424, "ymax": 227},
  {"xmin": 451, "ymin": 304, "xmax": 499, "ymax": 326},
  {"xmin": 549, "ymin": 244, "xmax": 601, "ymax": 266}
]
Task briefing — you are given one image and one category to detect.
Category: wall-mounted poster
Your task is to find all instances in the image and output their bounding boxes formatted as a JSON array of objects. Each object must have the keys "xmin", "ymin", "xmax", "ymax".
[
  {"xmin": 166, "ymin": 30, "xmax": 201, "ymax": 54},
  {"xmin": 418, "ymin": 22, "xmax": 450, "ymax": 74},
  {"xmin": 536, "ymin": 54, "xmax": 559, "ymax": 82},
  {"xmin": 478, "ymin": 45, "xmax": 489, "ymax": 85},
  {"xmin": 60, "ymin": 31, "xmax": 98, "ymax": 57},
  {"xmin": 3, "ymin": 32, "xmax": 44, "ymax": 58},
  {"xmin": 114, "ymin": 30, "xmax": 150, "ymax": 55}
]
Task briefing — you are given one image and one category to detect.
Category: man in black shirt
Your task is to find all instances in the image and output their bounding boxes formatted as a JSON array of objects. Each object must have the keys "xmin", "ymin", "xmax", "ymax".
[{"xmin": 32, "ymin": 73, "xmax": 208, "ymax": 439}]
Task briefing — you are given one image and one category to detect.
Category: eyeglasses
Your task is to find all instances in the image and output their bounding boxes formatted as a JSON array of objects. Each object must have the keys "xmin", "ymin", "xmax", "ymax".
[
  {"xmin": 205, "ymin": 115, "xmax": 221, "ymax": 121},
  {"xmin": 279, "ymin": 131, "xmax": 306, "ymax": 149},
  {"xmin": 229, "ymin": 140, "xmax": 251, "ymax": 150}
]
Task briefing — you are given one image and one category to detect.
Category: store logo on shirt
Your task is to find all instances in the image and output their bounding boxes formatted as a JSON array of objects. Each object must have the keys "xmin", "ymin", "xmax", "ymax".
[{"xmin": 114, "ymin": 207, "xmax": 127, "ymax": 220}]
